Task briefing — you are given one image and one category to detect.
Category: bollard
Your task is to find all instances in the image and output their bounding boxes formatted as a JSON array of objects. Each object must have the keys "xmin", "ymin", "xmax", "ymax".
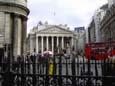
[{"xmin": 58, "ymin": 54, "xmax": 62, "ymax": 86}]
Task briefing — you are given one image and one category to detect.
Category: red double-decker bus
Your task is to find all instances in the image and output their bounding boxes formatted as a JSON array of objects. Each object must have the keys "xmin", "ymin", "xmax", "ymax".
[{"xmin": 85, "ymin": 41, "xmax": 115, "ymax": 60}]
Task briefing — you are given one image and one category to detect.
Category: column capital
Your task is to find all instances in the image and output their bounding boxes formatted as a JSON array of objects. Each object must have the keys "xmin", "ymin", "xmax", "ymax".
[{"xmin": 56, "ymin": 36, "xmax": 59, "ymax": 37}]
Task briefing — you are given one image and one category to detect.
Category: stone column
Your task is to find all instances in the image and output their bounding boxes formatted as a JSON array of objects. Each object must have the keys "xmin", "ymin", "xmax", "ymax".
[
  {"xmin": 41, "ymin": 36, "xmax": 44, "ymax": 55},
  {"xmin": 13, "ymin": 15, "xmax": 22, "ymax": 56},
  {"xmin": 4, "ymin": 13, "xmax": 13, "ymax": 62},
  {"xmin": 57, "ymin": 36, "xmax": 59, "ymax": 53},
  {"xmin": 62, "ymin": 37, "xmax": 64, "ymax": 49},
  {"xmin": 57, "ymin": 36, "xmax": 59, "ymax": 47},
  {"xmin": 36, "ymin": 36, "xmax": 38, "ymax": 54},
  {"xmin": 4, "ymin": 13, "xmax": 11, "ymax": 44},
  {"xmin": 74, "ymin": 38, "xmax": 77, "ymax": 51},
  {"xmin": 46, "ymin": 36, "xmax": 49, "ymax": 51},
  {"xmin": 71, "ymin": 37, "xmax": 74, "ymax": 50},
  {"xmin": 52, "ymin": 36, "xmax": 54, "ymax": 53},
  {"xmin": 22, "ymin": 19, "xmax": 27, "ymax": 56},
  {"xmin": 66, "ymin": 37, "xmax": 70, "ymax": 55},
  {"xmin": 0, "ymin": 12, "xmax": 5, "ymax": 46},
  {"xmin": 30, "ymin": 36, "xmax": 33, "ymax": 54}
]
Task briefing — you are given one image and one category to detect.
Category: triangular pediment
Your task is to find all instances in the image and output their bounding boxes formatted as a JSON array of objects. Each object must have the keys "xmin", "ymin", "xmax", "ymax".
[{"xmin": 38, "ymin": 26, "xmax": 73, "ymax": 34}]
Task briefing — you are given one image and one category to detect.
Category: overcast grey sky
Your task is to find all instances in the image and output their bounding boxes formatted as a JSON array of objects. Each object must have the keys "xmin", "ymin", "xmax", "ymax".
[{"xmin": 27, "ymin": 0, "xmax": 107, "ymax": 33}]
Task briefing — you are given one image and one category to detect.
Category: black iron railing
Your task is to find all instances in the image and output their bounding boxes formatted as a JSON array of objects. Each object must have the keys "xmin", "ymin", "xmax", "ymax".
[{"xmin": 0, "ymin": 55, "xmax": 115, "ymax": 86}]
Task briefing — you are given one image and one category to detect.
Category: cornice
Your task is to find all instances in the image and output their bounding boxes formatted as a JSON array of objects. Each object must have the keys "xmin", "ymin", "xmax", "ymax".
[
  {"xmin": 100, "ymin": 5, "xmax": 115, "ymax": 30},
  {"xmin": 0, "ymin": 2, "xmax": 29, "ymax": 15}
]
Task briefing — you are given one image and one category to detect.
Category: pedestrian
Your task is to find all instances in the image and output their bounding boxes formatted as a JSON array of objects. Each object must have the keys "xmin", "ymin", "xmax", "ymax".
[
  {"xmin": 17, "ymin": 55, "xmax": 24, "ymax": 73},
  {"xmin": 62, "ymin": 49, "xmax": 70, "ymax": 63},
  {"xmin": 30, "ymin": 55, "xmax": 34, "ymax": 63},
  {"xmin": 26, "ymin": 55, "xmax": 32, "ymax": 73},
  {"xmin": 17, "ymin": 55, "xmax": 23, "ymax": 63}
]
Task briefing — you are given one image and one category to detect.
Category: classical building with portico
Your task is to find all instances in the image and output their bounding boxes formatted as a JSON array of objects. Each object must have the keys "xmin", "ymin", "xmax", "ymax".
[{"xmin": 27, "ymin": 22, "xmax": 76, "ymax": 55}]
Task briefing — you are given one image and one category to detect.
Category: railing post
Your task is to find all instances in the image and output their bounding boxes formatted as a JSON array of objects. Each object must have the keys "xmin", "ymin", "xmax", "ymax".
[
  {"xmin": 53, "ymin": 55, "xmax": 56, "ymax": 75},
  {"xmin": 65, "ymin": 57, "xmax": 68, "ymax": 86},
  {"xmin": 32, "ymin": 55, "xmax": 37, "ymax": 86},
  {"xmin": 53, "ymin": 55, "xmax": 57, "ymax": 85},
  {"xmin": 21, "ymin": 55, "xmax": 25, "ymax": 86},
  {"xmin": 71, "ymin": 57, "xmax": 76, "ymax": 86},
  {"xmin": 95, "ymin": 59, "xmax": 98, "ymax": 76},
  {"xmin": 58, "ymin": 54, "xmax": 62, "ymax": 86},
  {"xmin": 86, "ymin": 58, "xmax": 91, "ymax": 86},
  {"xmin": 45, "ymin": 55, "xmax": 49, "ymax": 86},
  {"xmin": 77, "ymin": 57, "xmax": 79, "ymax": 75}
]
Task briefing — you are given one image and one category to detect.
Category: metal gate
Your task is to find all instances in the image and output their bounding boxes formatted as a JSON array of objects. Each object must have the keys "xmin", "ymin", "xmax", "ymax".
[{"xmin": 0, "ymin": 54, "xmax": 115, "ymax": 86}]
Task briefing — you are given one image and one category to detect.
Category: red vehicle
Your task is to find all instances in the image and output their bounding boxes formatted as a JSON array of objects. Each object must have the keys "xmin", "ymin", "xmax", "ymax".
[{"xmin": 85, "ymin": 41, "xmax": 115, "ymax": 60}]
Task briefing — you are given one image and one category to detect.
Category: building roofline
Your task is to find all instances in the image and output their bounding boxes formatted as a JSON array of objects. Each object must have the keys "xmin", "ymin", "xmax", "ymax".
[{"xmin": 0, "ymin": 2, "xmax": 30, "ymax": 15}]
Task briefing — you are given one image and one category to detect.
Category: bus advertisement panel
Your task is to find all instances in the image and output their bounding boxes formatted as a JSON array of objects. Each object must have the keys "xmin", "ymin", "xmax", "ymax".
[{"xmin": 85, "ymin": 41, "xmax": 115, "ymax": 60}]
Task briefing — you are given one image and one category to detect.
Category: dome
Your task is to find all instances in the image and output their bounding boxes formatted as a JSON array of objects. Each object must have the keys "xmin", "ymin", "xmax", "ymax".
[{"xmin": 0, "ymin": 0, "xmax": 27, "ymax": 7}]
